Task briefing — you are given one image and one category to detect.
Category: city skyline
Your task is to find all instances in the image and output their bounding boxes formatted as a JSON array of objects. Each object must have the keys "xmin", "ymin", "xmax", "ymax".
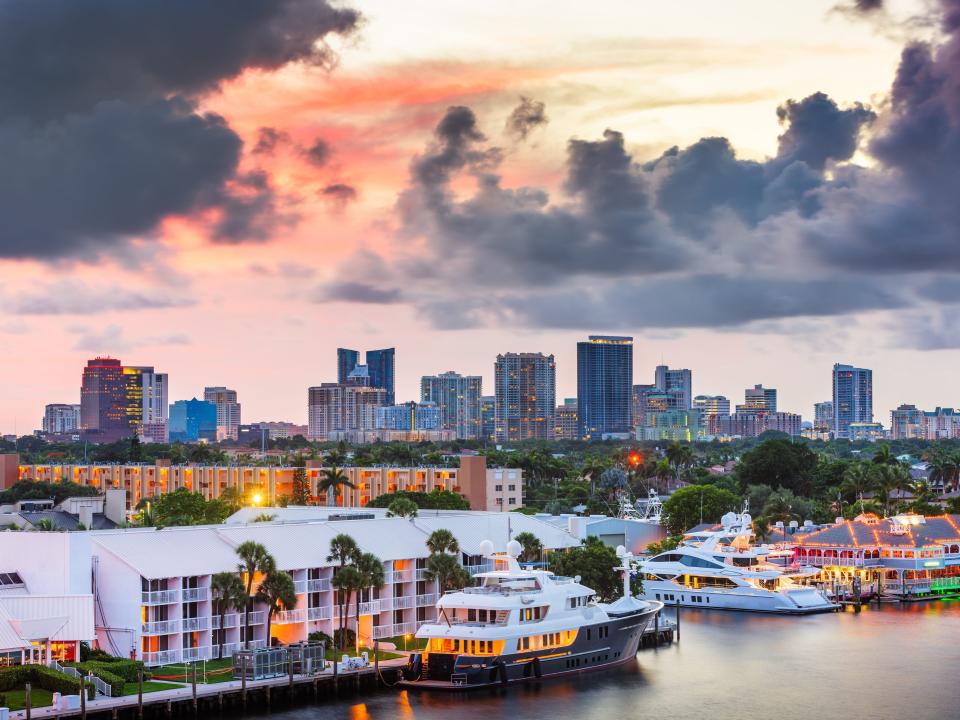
[{"xmin": 3, "ymin": 1, "xmax": 960, "ymax": 435}]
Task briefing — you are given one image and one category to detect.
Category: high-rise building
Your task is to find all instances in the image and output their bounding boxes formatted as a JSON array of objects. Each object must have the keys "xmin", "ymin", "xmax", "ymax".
[
  {"xmin": 814, "ymin": 401, "xmax": 834, "ymax": 434},
  {"xmin": 169, "ymin": 399, "xmax": 218, "ymax": 442},
  {"xmin": 420, "ymin": 371, "xmax": 483, "ymax": 440},
  {"xmin": 80, "ymin": 357, "xmax": 131, "ymax": 441},
  {"xmin": 577, "ymin": 336, "xmax": 633, "ymax": 440},
  {"xmin": 125, "ymin": 366, "xmax": 168, "ymax": 436},
  {"xmin": 479, "ymin": 395, "xmax": 496, "ymax": 443},
  {"xmin": 553, "ymin": 399, "xmax": 578, "ymax": 440},
  {"xmin": 376, "ymin": 401, "xmax": 441, "ymax": 431},
  {"xmin": 654, "ymin": 365, "xmax": 692, "ymax": 410},
  {"xmin": 338, "ymin": 347, "xmax": 395, "ymax": 405},
  {"xmin": 639, "ymin": 409, "xmax": 702, "ymax": 442},
  {"xmin": 693, "ymin": 395, "xmax": 730, "ymax": 436},
  {"xmin": 308, "ymin": 383, "xmax": 388, "ymax": 440},
  {"xmin": 494, "ymin": 352, "xmax": 556, "ymax": 442},
  {"xmin": 42, "ymin": 404, "xmax": 81, "ymax": 434},
  {"xmin": 920, "ymin": 407, "xmax": 960, "ymax": 440},
  {"xmin": 204, "ymin": 387, "xmax": 241, "ymax": 441},
  {"xmin": 833, "ymin": 364, "xmax": 872, "ymax": 439},
  {"xmin": 632, "ymin": 384, "xmax": 657, "ymax": 428},
  {"xmin": 737, "ymin": 384, "xmax": 777, "ymax": 415},
  {"xmin": 890, "ymin": 404, "xmax": 923, "ymax": 440}
]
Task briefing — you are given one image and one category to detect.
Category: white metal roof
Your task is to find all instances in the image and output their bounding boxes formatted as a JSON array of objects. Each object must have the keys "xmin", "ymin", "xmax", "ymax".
[
  {"xmin": 93, "ymin": 528, "xmax": 243, "ymax": 580},
  {"xmin": 0, "ymin": 595, "xmax": 94, "ymax": 642},
  {"xmin": 413, "ymin": 513, "xmax": 580, "ymax": 555},
  {"xmin": 0, "ymin": 605, "xmax": 29, "ymax": 651}
]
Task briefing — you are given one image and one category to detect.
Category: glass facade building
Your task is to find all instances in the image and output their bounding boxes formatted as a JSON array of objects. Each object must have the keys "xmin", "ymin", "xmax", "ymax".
[
  {"xmin": 494, "ymin": 352, "xmax": 556, "ymax": 442},
  {"xmin": 338, "ymin": 347, "xmax": 395, "ymax": 405},
  {"xmin": 576, "ymin": 336, "xmax": 633, "ymax": 440},
  {"xmin": 832, "ymin": 364, "xmax": 873, "ymax": 439},
  {"xmin": 169, "ymin": 399, "xmax": 218, "ymax": 442}
]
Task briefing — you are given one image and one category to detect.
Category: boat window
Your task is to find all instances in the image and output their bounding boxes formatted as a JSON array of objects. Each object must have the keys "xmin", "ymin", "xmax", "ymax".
[
  {"xmin": 679, "ymin": 555, "xmax": 724, "ymax": 569},
  {"xmin": 650, "ymin": 553, "xmax": 682, "ymax": 563}
]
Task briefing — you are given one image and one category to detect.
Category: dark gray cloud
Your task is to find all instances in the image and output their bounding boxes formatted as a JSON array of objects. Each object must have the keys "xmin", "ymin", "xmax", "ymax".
[
  {"xmin": 320, "ymin": 183, "xmax": 358, "ymax": 209},
  {"xmin": 0, "ymin": 0, "xmax": 360, "ymax": 260},
  {"xmin": 505, "ymin": 97, "xmax": 548, "ymax": 141},
  {"xmin": 304, "ymin": 139, "xmax": 332, "ymax": 166},
  {"xmin": 8, "ymin": 282, "xmax": 194, "ymax": 315},
  {"xmin": 314, "ymin": 282, "xmax": 403, "ymax": 304},
  {"xmin": 775, "ymin": 92, "xmax": 875, "ymax": 170},
  {"xmin": 252, "ymin": 127, "xmax": 291, "ymax": 155}
]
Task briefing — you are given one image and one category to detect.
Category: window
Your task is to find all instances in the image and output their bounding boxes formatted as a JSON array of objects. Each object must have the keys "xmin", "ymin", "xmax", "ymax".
[
  {"xmin": 508, "ymin": 485, "xmax": 516, "ymax": 491},
  {"xmin": 495, "ymin": 485, "xmax": 503, "ymax": 491},
  {"xmin": 508, "ymin": 498, "xmax": 517, "ymax": 505}
]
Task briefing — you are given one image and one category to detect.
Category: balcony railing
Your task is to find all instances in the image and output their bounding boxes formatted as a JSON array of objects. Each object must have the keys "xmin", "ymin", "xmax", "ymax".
[
  {"xmin": 211, "ymin": 613, "xmax": 239, "ymax": 630},
  {"xmin": 212, "ymin": 642, "xmax": 241, "ymax": 659},
  {"xmin": 415, "ymin": 568, "xmax": 430, "ymax": 581},
  {"xmin": 247, "ymin": 611, "xmax": 266, "ymax": 625},
  {"xmin": 308, "ymin": 578, "xmax": 332, "ymax": 592},
  {"xmin": 308, "ymin": 606, "xmax": 332, "ymax": 621},
  {"xmin": 371, "ymin": 621, "xmax": 419, "ymax": 640},
  {"xmin": 391, "ymin": 570, "xmax": 414, "ymax": 583},
  {"xmin": 377, "ymin": 597, "xmax": 394, "ymax": 612},
  {"xmin": 182, "ymin": 617, "xmax": 210, "ymax": 632},
  {"xmin": 182, "ymin": 587, "xmax": 209, "ymax": 603},
  {"xmin": 358, "ymin": 600, "xmax": 381, "ymax": 615},
  {"xmin": 182, "ymin": 646, "xmax": 212, "ymax": 662},
  {"xmin": 143, "ymin": 649, "xmax": 181, "ymax": 666},
  {"xmin": 391, "ymin": 596, "xmax": 414, "ymax": 610},
  {"xmin": 293, "ymin": 580, "xmax": 308, "ymax": 594},
  {"xmin": 274, "ymin": 609, "xmax": 306, "ymax": 624},
  {"xmin": 142, "ymin": 589, "xmax": 180, "ymax": 605},
  {"xmin": 416, "ymin": 593, "xmax": 438, "ymax": 606},
  {"xmin": 142, "ymin": 619, "xmax": 180, "ymax": 635}
]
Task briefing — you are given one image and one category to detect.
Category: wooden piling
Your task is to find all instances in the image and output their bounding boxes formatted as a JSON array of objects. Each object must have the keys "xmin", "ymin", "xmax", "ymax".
[
  {"xmin": 241, "ymin": 655, "xmax": 247, "ymax": 711},
  {"xmin": 374, "ymin": 640, "xmax": 380, "ymax": 687},
  {"xmin": 191, "ymin": 663, "xmax": 198, "ymax": 715},
  {"xmin": 24, "ymin": 682, "xmax": 31, "ymax": 720},
  {"xmin": 80, "ymin": 675, "xmax": 87, "ymax": 720},
  {"xmin": 675, "ymin": 599, "xmax": 680, "ymax": 642},
  {"xmin": 138, "ymin": 670, "xmax": 144, "ymax": 720}
]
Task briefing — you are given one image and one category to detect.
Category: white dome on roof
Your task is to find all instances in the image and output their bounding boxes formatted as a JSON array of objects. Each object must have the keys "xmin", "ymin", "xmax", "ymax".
[
  {"xmin": 478, "ymin": 539, "xmax": 495, "ymax": 557},
  {"xmin": 506, "ymin": 539, "xmax": 522, "ymax": 558}
]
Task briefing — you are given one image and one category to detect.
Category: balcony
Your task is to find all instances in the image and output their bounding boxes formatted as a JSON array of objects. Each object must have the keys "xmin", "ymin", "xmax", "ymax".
[
  {"xmin": 358, "ymin": 600, "xmax": 381, "ymax": 615},
  {"xmin": 182, "ymin": 587, "xmax": 209, "ymax": 603},
  {"xmin": 371, "ymin": 621, "xmax": 419, "ymax": 640},
  {"xmin": 182, "ymin": 617, "xmax": 210, "ymax": 632},
  {"xmin": 415, "ymin": 568, "xmax": 430, "ymax": 581},
  {"xmin": 211, "ymin": 613, "xmax": 238, "ymax": 630},
  {"xmin": 212, "ymin": 642, "xmax": 241, "ymax": 659},
  {"xmin": 142, "ymin": 589, "xmax": 180, "ymax": 605},
  {"xmin": 274, "ymin": 609, "xmax": 306, "ymax": 625},
  {"xmin": 143, "ymin": 649, "xmax": 181, "ymax": 666},
  {"xmin": 377, "ymin": 597, "xmax": 394, "ymax": 612},
  {"xmin": 293, "ymin": 580, "xmax": 308, "ymax": 594},
  {"xmin": 142, "ymin": 620, "xmax": 180, "ymax": 635},
  {"xmin": 416, "ymin": 593, "xmax": 438, "ymax": 607},
  {"xmin": 182, "ymin": 646, "xmax": 212, "ymax": 662},
  {"xmin": 391, "ymin": 596, "xmax": 414, "ymax": 610},
  {"xmin": 308, "ymin": 578, "xmax": 332, "ymax": 592},
  {"xmin": 308, "ymin": 606, "xmax": 332, "ymax": 621},
  {"xmin": 391, "ymin": 570, "xmax": 414, "ymax": 583},
  {"xmin": 246, "ymin": 611, "xmax": 266, "ymax": 625}
]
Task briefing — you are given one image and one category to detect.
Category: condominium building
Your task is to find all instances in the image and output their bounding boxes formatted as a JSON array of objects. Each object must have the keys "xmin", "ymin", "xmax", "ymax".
[
  {"xmin": 737, "ymin": 384, "xmax": 777, "ymax": 415},
  {"xmin": 654, "ymin": 365, "xmax": 692, "ymax": 410},
  {"xmin": 920, "ymin": 407, "xmax": 960, "ymax": 440},
  {"xmin": 307, "ymin": 384, "xmax": 388, "ymax": 441},
  {"xmin": 638, "ymin": 409, "xmax": 702, "ymax": 442},
  {"xmin": 577, "ymin": 336, "xmax": 633, "ymax": 439},
  {"xmin": 420, "ymin": 371, "xmax": 483, "ymax": 440},
  {"xmin": 42, "ymin": 403, "xmax": 81, "ymax": 434},
  {"xmin": 204, "ymin": 387, "xmax": 241, "ymax": 441},
  {"xmin": 479, "ymin": 395, "xmax": 496, "ymax": 443},
  {"xmin": 833, "ymin": 364, "xmax": 873, "ymax": 439},
  {"xmin": 376, "ymin": 401, "xmax": 442, "ymax": 431},
  {"xmin": 631, "ymin": 384, "xmax": 657, "ymax": 429},
  {"xmin": 338, "ymin": 347, "xmax": 395, "ymax": 405},
  {"xmin": 494, "ymin": 352, "xmax": 556, "ymax": 442},
  {"xmin": 693, "ymin": 395, "xmax": 730, "ymax": 425},
  {"xmin": 553, "ymin": 399, "xmax": 578, "ymax": 440},
  {"xmin": 891, "ymin": 404, "xmax": 924, "ymax": 440},
  {"xmin": 814, "ymin": 401, "xmax": 834, "ymax": 435}
]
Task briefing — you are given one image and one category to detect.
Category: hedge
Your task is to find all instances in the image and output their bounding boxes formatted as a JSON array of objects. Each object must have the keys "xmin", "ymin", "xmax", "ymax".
[
  {"xmin": 0, "ymin": 665, "xmax": 93, "ymax": 699},
  {"xmin": 69, "ymin": 659, "xmax": 148, "ymax": 683}
]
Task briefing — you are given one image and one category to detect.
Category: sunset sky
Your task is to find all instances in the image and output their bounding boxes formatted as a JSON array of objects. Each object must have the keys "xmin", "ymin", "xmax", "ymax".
[{"xmin": 2, "ymin": 0, "xmax": 958, "ymax": 433}]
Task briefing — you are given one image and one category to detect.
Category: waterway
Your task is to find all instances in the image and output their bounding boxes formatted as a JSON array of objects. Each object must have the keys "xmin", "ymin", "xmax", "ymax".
[{"xmin": 260, "ymin": 602, "xmax": 960, "ymax": 720}]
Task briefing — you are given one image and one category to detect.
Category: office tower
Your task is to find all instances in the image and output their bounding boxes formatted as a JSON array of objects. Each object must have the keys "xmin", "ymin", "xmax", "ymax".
[
  {"xmin": 813, "ymin": 401, "xmax": 834, "ymax": 434},
  {"xmin": 42, "ymin": 404, "xmax": 81, "ymax": 434},
  {"xmin": 890, "ymin": 404, "xmax": 923, "ymax": 440},
  {"xmin": 576, "ymin": 336, "xmax": 633, "ymax": 440},
  {"xmin": 308, "ymin": 384, "xmax": 387, "ymax": 440},
  {"xmin": 204, "ymin": 386, "xmax": 242, "ymax": 441},
  {"xmin": 337, "ymin": 347, "xmax": 395, "ymax": 404},
  {"xmin": 345, "ymin": 364, "xmax": 371, "ymax": 386},
  {"xmin": 479, "ymin": 395, "xmax": 496, "ymax": 443},
  {"xmin": 366, "ymin": 348, "xmax": 396, "ymax": 405},
  {"xmin": 654, "ymin": 365, "xmax": 693, "ymax": 410},
  {"xmin": 80, "ymin": 357, "xmax": 130, "ymax": 440},
  {"xmin": 832, "ymin": 364, "xmax": 873, "ymax": 439},
  {"xmin": 553, "ymin": 400, "xmax": 579, "ymax": 440},
  {"xmin": 693, "ymin": 395, "xmax": 730, "ymax": 436},
  {"xmin": 125, "ymin": 366, "xmax": 168, "ymax": 436},
  {"xmin": 169, "ymin": 399, "xmax": 218, "ymax": 442},
  {"xmin": 632, "ymin": 384, "xmax": 657, "ymax": 428},
  {"xmin": 639, "ymin": 409, "xmax": 701, "ymax": 442},
  {"xmin": 738, "ymin": 384, "xmax": 777, "ymax": 415},
  {"xmin": 494, "ymin": 352, "xmax": 556, "ymax": 442},
  {"xmin": 376, "ymin": 401, "xmax": 441, "ymax": 431},
  {"xmin": 420, "ymin": 371, "xmax": 483, "ymax": 440}
]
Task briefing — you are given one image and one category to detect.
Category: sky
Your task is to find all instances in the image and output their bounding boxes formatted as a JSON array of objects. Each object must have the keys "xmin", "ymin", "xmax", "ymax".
[{"xmin": 1, "ymin": 0, "xmax": 959, "ymax": 433}]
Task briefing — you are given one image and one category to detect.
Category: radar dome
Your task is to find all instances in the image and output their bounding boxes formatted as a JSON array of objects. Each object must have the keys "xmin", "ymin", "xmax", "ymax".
[
  {"xmin": 615, "ymin": 545, "xmax": 627, "ymax": 558},
  {"xmin": 506, "ymin": 539, "xmax": 522, "ymax": 558},
  {"xmin": 478, "ymin": 539, "xmax": 495, "ymax": 557}
]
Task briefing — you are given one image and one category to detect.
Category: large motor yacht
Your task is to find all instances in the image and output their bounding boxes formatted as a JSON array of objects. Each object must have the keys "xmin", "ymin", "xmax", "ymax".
[
  {"xmin": 400, "ymin": 540, "xmax": 662, "ymax": 690},
  {"xmin": 636, "ymin": 512, "xmax": 837, "ymax": 614}
]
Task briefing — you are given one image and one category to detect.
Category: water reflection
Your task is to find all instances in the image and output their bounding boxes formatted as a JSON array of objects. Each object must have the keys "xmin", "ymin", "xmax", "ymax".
[{"xmin": 270, "ymin": 603, "xmax": 960, "ymax": 720}]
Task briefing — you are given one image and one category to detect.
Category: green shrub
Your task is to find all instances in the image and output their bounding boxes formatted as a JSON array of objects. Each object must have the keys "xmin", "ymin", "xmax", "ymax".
[
  {"xmin": 0, "ymin": 665, "xmax": 93, "ymax": 698},
  {"xmin": 0, "ymin": 692, "xmax": 5, "ymax": 706},
  {"xmin": 333, "ymin": 628, "xmax": 355, "ymax": 649},
  {"xmin": 307, "ymin": 631, "xmax": 332, "ymax": 648}
]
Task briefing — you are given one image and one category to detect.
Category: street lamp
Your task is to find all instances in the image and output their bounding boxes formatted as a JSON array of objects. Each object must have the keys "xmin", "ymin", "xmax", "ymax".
[{"xmin": 404, "ymin": 633, "xmax": 411, "ymax": 652}]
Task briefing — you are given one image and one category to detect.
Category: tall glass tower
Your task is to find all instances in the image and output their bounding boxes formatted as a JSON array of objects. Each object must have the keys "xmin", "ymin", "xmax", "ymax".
[
  {"xmin": 832, "ymin": 363, "xmax": 872, "ymax": 439},
  {"xmin": 577, "ymin": 336, "xmax": 633, "ymax": 440}
]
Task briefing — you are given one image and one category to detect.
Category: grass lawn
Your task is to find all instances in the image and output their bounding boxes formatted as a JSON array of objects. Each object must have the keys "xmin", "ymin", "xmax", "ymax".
[
  {"xmin": 151, "ymin": 658, "xmax": 233, "ymax": 684},
  {"xmin": 2, "ymin": 688, "xmax": 54, "ymax": 711},
  {"xmin": 121, "ymin": 681, "xmax": 181, "ymax": 695}
]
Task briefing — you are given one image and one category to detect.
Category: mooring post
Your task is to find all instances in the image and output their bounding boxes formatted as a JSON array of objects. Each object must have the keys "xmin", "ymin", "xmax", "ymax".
[
  {"xmin": 192, "ymin": 662, "xmax": 198, "ymax": 714},
  {"xmin": 24, "ymin": 682, "xmax": 31, "ymax": 720},
  {"xmin": 288, "ymin": 650, "xmax": 294, "ymax": 697},
  {"xmin": 374, "ymin": 640, "xmax": 380, "ymax": 687},
  {"xmin": 332, "ymin": 653, "xmax": 338, "ymax": 696},
  {"xmin": 80, "ymin": 675, "xmax": 87, "ymax": 720},
  {"xmin": 654, "ymin": 608, "xmax": 660, "ymax": 646},
  {"xmin": 241, "ymin": 654, "xmax": 248, "ymax": 711},
  {"xmin": 675, "ymin": 599, "xmax": 680, "ymax": 642},
  {"xmin": 138, "ymin": 669, "xmax": 144, "ymax": 720}
]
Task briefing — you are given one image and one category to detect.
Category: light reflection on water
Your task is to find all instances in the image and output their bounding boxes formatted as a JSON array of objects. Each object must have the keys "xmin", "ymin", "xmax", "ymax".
[{"xmin": 263, "ymin": 602, "xmax": 960, "ymax": 720}]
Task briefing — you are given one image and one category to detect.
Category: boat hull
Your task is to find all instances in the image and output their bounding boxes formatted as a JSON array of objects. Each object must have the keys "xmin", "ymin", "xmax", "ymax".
[
  {"xmin": 398, "ymin": 605, "xmax": 659, "ymax": 691},
  {"xmin": 639, "ymin": 583, "xmax": 837, "ymax": 614}
]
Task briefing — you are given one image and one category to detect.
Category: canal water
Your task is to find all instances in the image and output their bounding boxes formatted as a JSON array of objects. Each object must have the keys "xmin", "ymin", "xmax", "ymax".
[{"xmin": 262, "ymin": 602, "xmax": 960, "ymax": 720}]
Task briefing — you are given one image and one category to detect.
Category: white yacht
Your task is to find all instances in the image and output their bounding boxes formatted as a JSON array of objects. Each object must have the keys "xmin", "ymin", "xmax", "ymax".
[
  {"xmin": 636, "ymin": 513, "xmax": 837, "ymax": 614},
  {"xmin": 400, "ymin": 540, "xmax": 662, "ymax": 690},
  {"xmin": 618, "ymin": 489, "xmax": 662, "ymax": 525}
]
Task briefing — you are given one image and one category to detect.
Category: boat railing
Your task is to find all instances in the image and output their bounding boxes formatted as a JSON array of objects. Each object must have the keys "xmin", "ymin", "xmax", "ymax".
[{"xmin": 460, "ymin": 585, "xmax": 541, "ymax": 595}]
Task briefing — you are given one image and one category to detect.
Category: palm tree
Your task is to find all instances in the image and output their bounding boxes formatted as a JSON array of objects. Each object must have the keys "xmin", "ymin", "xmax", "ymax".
[
  {"xmin": 763, "ymin": 494, "xmax": 798, "ymax": 542},
  {"xmin": 752, "ymin": 515, "xmax": 772, "ymax": 543},
  {"xmin": 327, "ymin": 534, "xmax": 360, "ymax": 647},
  {"xmin": 425, "ymin": 528, "xmax": 459, "ymax": 555},
  {"xmin": 513, "ymin": 531, "xmax": 543, "ymax": 563},
  {"xmin": 352, "ymin": 553, "xmax": 385, "ymax": 643},
  {"xmin": 870, "ymin": 464, "xmax": 898, "ymax": 517},
  {"xmin": 211, "ymin": 571, "xmax": 246, "ymax": 659},
  {"xmin": 871, "ymin": 444, "xmax": 897, "ymax": 466},
  {"xmin": 255, "ymin": 570, "xmax": 297, "ymax": 648},
  {"xmin": 319, "ymin": 466, "xmax": 355, "ymax": 506},
  {"xmin": 236, "ymin": 541, "xmax": 276, "ymax": 649},
  {"xmin": 385, "ymin": 497, "xmax": 418, "ymax": 519},
  {"xmin": 32, "ymin": 518, "xmax": 58, "ymax": 531},
  {"xmin": 424, "ymin": 552, "xmax": 471, "ymax": 593},
  {"xmin": 653, "ymin": 458, "xmax": 676, "ymax": 490},
  {"xmin": 841, "ymin": 463, "xmax": 874, "ymax": 508},
  {"xmin": 331, "ymin": 565, "xmax": 362, "ymax": 650}
]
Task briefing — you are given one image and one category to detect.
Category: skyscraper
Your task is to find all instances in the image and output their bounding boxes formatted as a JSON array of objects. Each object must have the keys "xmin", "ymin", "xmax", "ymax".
[
  {"xmin": 420, "ymin": 371, "xmax": 483, "ymax": 440},
  {"xmin": 576, "ymin": 336, "xmax": 633, "ymax": 440},
  {"xmin": 338, "ymin": 347, "xmax": 396, "ymax": 405},
  {"xmin": 832, "ymin": 364, "xmax": 873, "ymax": 439},
  {"xmin": 125, "ymin": 366, "xmax": 168, "ymax": 438},
  {"xmin": 479, "ymin": 395, "xmax": 496, "ymax": 443},
  {"xmin": 308, "ymin": 383, "xmax": 387, "ymax": 440},
  {"xmin": 494, "ymin": 352, "xmax": 556, "ymax": 442},
  {"xmin": 42, "ymin": 404, "xmax": 81, "ymax": 434},
  {"xmin": 553, "ymin": 399, "xmax": 579, "ymax": 440},
  {"xmin": 204, "ymin": 386, "xmax": 241, "ymax": 441},
  {"xmin": 376, "ymin": 401, "xmax": 441, "ymax": 431},
  {"xmin": 814, "ymin": 401, "xmax": 834, "ymax": 434},
  {"xmin": 80, "ymin": 357, "xmax": 132, "ymax": 441},
  {"xmin": 890, "ymin": 404, "xmax": 923, "ymax": 440},
  {"xmin": 654, "ymin": 365, "xmax": 692, "ymax": 410},
  {"xmin": 738, "ymin": 384, "xmax": 777, "ymax": 415},
  {"xmin": 169, "ymin": 398, "xmax": 218, "ymax": 442}
]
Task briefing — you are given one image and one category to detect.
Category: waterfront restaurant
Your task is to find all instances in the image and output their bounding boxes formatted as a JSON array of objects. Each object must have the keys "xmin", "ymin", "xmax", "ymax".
[{"xmin": 792, "ymin": 513, "xmax": 960, "ymax": 599}]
